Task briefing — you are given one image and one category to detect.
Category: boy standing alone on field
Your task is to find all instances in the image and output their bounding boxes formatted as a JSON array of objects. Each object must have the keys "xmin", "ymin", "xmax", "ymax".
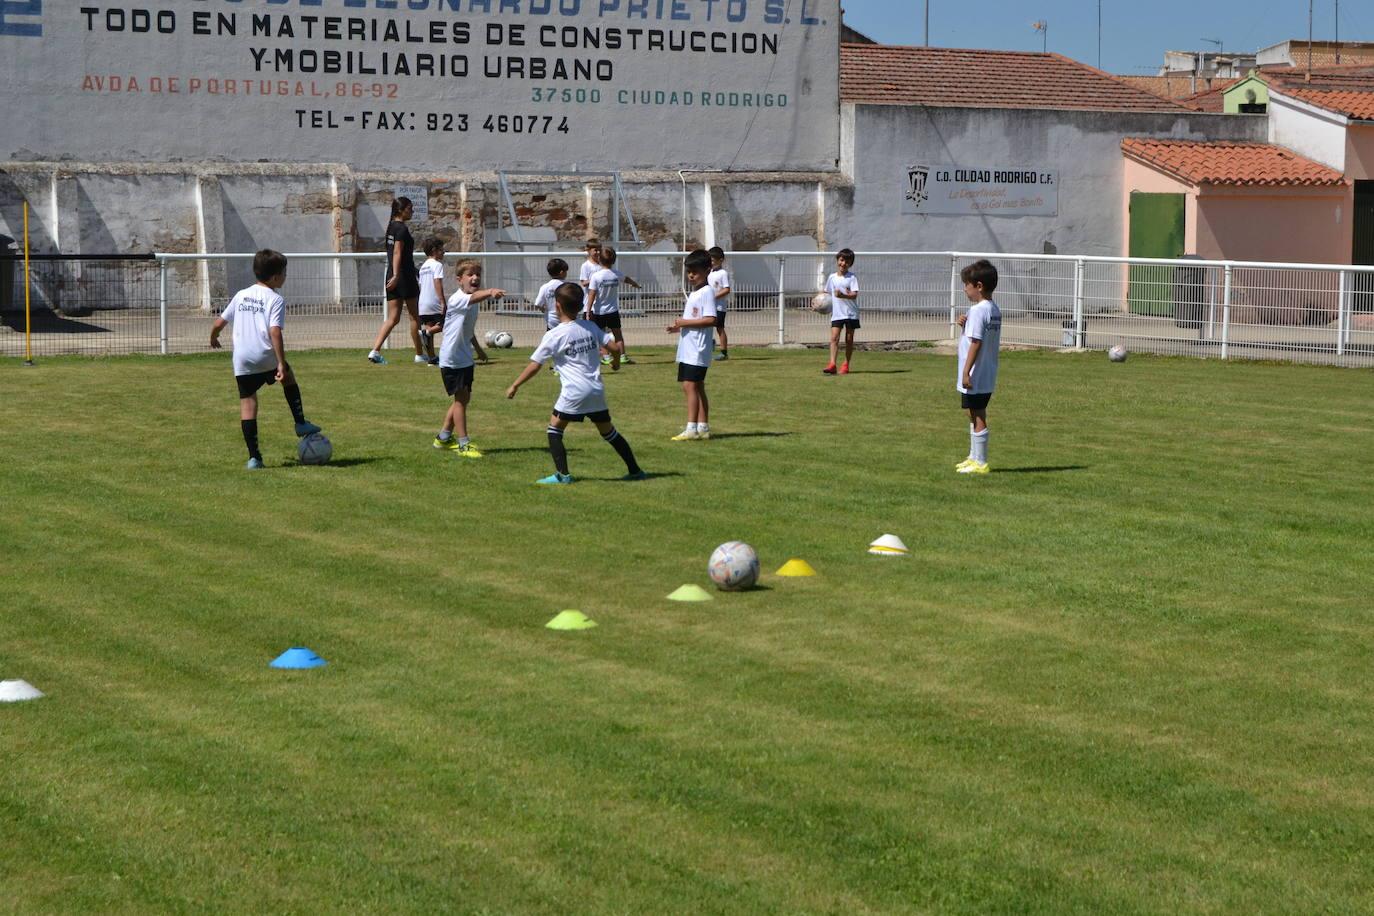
[
  {"xmin": 823, "ymin": 248, "xmax": 860, "ymax": 375},
  {"xmin": 708, "ymin": 246, "xmax": 731, "ymax": 360},
  {"xmin": 209, "ymin": 249, "xmax": 321, "ymax": 469},
  {"xmin": 668, "ymin": 248, "xmax": 718, "ymax": 440},
  {"xmin": 433, "ymin": 259, "xmax": 498, "ymax": 457},
  {"xmin": 955, "ymin": 258, "xmax": 1003, "ymax": 474}
]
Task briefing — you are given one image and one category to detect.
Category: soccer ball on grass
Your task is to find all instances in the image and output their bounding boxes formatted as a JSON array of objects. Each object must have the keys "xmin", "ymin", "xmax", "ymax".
[
  {"xmin": 492, "ymin": 331, "xmax": 514, "ymax": 348},
  {"xmin": 298, "ymin": 433, "xmax": 332, "ymax": 466},
  {"xmin": 1108, "ymin": 345, "xmax": 1128, "ymax": 363},
  {"xmin": 708, "ymin": 541, "xmax": 760, "ymax": 591}
]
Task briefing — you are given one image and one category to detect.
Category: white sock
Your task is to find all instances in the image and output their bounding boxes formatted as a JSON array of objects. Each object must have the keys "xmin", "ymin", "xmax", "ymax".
[
  {"xmin": 368, "ymin": 349, "xmax": 381, "ymax": 358},
  {"xmin": 698, "ymin": 423, "xmax": 709, "ymax": 435},
  {"xmin": 972, "ymin": 428, "xmax": 989, "ymax": 464},
  {"xmin": 686, "ymin": 422, "xmax": 699, "ymax": 433}
]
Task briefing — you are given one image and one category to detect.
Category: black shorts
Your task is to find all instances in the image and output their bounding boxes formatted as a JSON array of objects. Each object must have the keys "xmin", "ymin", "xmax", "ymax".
[
  {"xmin": 961, "ymin": 391, "xmax": 993, "ymax": 410},
  {"xmin": 388, "ymin": 273, "xmax": 421, "ymax": 301},
  {"xmin": 236, "ymin": 363, "xmax": 288, "ymax": 398},
  {"xmin": 552, "ymin": 408, "xmax": 612, "ymax": 424},
  {"xmin": 592, "ymin": 312, "xmax": 622, "ymax": 331},
  {"xmin": 441, "ymin": 366, "xmax": 475, "ymax": 397},
  {"xmin": 419, "ymin": 312, "xmax": 444, "ymax": 328},
  {"xmin": 714, "ymin": 311, "xmax": 727, "ymax": 329},
  {"xmin": 677, "ymin": 362, "xmax": 709, "ymax": 383},
  {"xmin": 831, "ymin": 318, "xmax": 861, "ymax": 330}
]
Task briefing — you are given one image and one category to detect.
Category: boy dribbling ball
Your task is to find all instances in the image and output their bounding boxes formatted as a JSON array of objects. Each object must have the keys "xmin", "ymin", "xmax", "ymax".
[
  {"xmin": 209, "ymin": 249, "xmax": 321, "ymax": 469},
  {"xmin": 955, "ymin": 259, "xmax": 1003, "ymax": 474}
]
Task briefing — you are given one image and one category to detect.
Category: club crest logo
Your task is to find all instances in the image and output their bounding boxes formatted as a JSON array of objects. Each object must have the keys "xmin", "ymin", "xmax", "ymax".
[{"xmin": 905, "ymin": 164, "xmax": 930, "ymax": 207}]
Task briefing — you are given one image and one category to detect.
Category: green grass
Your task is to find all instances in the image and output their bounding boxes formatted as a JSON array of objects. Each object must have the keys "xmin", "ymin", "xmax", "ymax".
[{"xmin": 2, "ymin": 346, "xmax": 1373, "ymax": 914}]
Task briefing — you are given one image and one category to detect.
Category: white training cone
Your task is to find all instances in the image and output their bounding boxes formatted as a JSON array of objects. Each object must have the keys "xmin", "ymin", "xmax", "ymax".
[
  {"xmin": 0, "ymin": 679, "xmax": 45, "ymax": 702},
  {"xmin": 868, "ymin": 534, "xmax": 910, "ymax": 556}
]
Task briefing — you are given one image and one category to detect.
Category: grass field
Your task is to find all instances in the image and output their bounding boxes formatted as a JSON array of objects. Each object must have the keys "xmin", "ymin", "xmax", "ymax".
[{"xmin": 3, "ymin": 345, "xmax": 1373, "ymax": 914}]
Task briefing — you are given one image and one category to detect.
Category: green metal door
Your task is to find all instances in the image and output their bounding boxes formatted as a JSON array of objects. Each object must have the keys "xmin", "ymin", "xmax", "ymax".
[{"xmin": 1128, "ymin": 192, "xmax": 1186, "ymax": 315}]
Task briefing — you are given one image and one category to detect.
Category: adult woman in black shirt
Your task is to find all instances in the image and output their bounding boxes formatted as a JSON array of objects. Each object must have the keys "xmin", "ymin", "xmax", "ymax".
[{"xmin": 367, "ymin": 196, "xmax": 426, "ymax": 364}]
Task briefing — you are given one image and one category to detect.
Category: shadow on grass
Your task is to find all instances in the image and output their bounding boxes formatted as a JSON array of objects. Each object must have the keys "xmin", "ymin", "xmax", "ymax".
[
  {"xmin": 286, "ymin": 457, "xmax": 383, "ymax": 468},
  {"xmin": 992, "ymin": 465, "xmax": 1088, "ymax": 473},
  {"xmin": 476, "ymin": 446, "xmax": 560, "ymax": 455},
  {"xmin": 703, "ymin": 432, "xmax": 791, "ymax": 440},
  {"xmin": 577, "ymin": 471, "xmax": 685, "ymax": 482},
  {"xmin": 844, "ymin": 368, "xmax": 912, "ymax": 374},
  {"xmin": 1, "ymin": 310, "xmax": 110, "ymax": 333}
]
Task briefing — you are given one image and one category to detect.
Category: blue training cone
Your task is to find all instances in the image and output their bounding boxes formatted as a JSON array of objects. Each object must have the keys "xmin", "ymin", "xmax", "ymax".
[{"xmin": 270, "ymin": 647, "xmax": 327, "ymax": 669}]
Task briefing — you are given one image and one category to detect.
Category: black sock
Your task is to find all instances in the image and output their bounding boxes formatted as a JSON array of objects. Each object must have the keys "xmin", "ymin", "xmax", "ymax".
[
  {"xmin": 547, "ymin": 426, "xmax": 570, "ymax": 475},
  {"xmin": 602, "ymin": 427, "xmax": 641, "ymax": 475},
  {"xmin": 241, "ymin": 419, "xmax": 261, "ymax": 460},
  {"xmin": 282, "ymin": 383, "xmax": 306, "ymax": 424}
]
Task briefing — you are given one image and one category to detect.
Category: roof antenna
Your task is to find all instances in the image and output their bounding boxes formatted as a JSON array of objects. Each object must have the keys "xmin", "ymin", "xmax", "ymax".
[{"xmin": 1306, "ymin": 0, "xmax": 1313, "ymax": 82}]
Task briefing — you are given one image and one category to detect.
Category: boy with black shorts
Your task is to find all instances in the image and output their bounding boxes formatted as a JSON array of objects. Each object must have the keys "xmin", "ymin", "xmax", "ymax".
[
  {"xmin": 433, "ymin": 259, "xmax": 500, "ymax": 458},
  {"xmin": 708, "ymin": 246, "xmax": 731, "ymax": 360},
  {"xmin": 668, "ymin": 249, "xmax": 717, "ymax": 441},
  {"xmin": 585, "ymin": 245, "xmax": 642, "ymax": 365},
  {"xmin": 955, "ymin": 259, "xmax": 1003, "ymax": 474},
  {"xmin": 209, "ymin": 249, "xmax": 321, "ymax": 469},
  {"xmin": 823, "ymin": 248, "xmax": 860, "ymax": 374},
  {"xmin": 506, "ymin": 282, "xmax": 646, "ymax": 484},
  {"xmin": 417, "ymin": 236, "xmax": 447, "ymax": 365}
]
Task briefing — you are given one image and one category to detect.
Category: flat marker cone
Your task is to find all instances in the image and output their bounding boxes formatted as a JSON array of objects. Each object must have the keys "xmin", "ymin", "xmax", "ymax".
[
  {"xmin": 774, "ymin": 558, "xmax": 816, "ymax": 576},
  {"xmin": 546, "ymin": 610, "xmax": 598, "ymax": 630},
  {"xmin": 666, "ymin": 584, "xmax": 713, "ymax": 601},
  {"xmin": 270, "ymin": 647, "xmax": 327, "ymax": 669},
  {"xmin": 0, "ymin": 679, "xmax": 44, "ymax": 702},
  {"xmin": 868, "ymin": 534, "xmax": 910, "ymax": 556}
]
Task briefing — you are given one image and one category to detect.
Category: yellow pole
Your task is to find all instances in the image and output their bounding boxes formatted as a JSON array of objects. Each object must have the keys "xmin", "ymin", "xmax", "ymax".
[{"xmin": 23, "ymin": 201, "xmax": 33, "ymax": 365}]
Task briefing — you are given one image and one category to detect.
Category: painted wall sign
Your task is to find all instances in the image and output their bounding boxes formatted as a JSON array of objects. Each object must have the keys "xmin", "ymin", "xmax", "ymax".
[
  {"xmin": 902, "ymin": 163, "xmax": 1058, "ymax": 216},
  {"xmin": 1, "ymin": 0, "xmax": 838, "ymax": 171}
]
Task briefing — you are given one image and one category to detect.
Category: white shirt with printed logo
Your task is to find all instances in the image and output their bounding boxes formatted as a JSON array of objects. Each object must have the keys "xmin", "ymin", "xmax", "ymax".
[
  {"xmin": 530, "ymin": 319, "xmax": 615, "ymax": 415},
  {"xmin": 708, "ymin": 267, "xmax": 730, "ymax": 312},
  {"xmin": 826, "ymin": 271, "xmax": 860, "ymax": 321},
  {"xmin": 675, "ymin": 285, "xmax": 718, "ymax": 367},
  {"xmin": 578, "ymin": 259, "xmax": 599, "ymax": 308},
  {"xmin": 587, "ymin": 267, "xmax": 624, "ymax": 316},
  {"xmin": 440, "ymin": 290, "xmax": 481, "ymax": 369},
  {"xmin": 957, "ymin": 298, "xmax": 1002, "ymax": 394},
  {"xmin": 418, "ymin": 258, "xmax": 445, "ymax": 316},
  {"xmin": 534, "ymin": 278, "xmax": 562, "ymax": 330},
  {"xmin": 221, "ymin": 284, "xmax": 284, "ymax": 376}
]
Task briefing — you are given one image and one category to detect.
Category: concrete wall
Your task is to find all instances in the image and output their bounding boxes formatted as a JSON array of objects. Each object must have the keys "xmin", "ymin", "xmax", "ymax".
[
  {"xmin": 835, "ymin": 104, "xmax": 1264, "ymax": 257},
  {"xmin": 1195, "ymin": 184, "xmax": 1352, "ymax": 264},
  {"xmin": 1270, "ymin": 92, "xmax": 1349, "ymax": 170}
]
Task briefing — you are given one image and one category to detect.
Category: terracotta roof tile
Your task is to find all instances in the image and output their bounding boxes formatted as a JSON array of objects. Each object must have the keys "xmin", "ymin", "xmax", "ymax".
[
  {"xmin": 1119, "ymin": 74, "xmax": 1227, "ymax": 100},
  {"xmin": 840, "ymin": 44, "xmax": 1189, "ymax": 112},
  {"xmin": 1275, "ymin": 88, "xmax": 1374, "ymax": 120},
  {"xmin": 1121, "ymin": 139, "xmax": 1348, "ymax": 186}
]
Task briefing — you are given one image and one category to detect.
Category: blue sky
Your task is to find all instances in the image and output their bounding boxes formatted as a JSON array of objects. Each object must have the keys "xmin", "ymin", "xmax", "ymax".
[{"xmin": 840, "ymin": 0, "xmax": 1371, "ymax": 74}]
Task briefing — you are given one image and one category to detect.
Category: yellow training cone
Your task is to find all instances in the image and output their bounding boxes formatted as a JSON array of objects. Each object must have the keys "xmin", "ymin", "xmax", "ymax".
[
  {"xmin": 774, "ymin": 558, "xmax": 816, "ymax": 576},
  {"xmin": 546, "ymin": 610, "xmax": 598, "ymax": 630},
  {"xmin": 868, "ymin": 534, "xmax": 910, "ymax": 556},
  {"xmin": 666, "ymin": 584, "xmax": 713, "ymax": 601}
]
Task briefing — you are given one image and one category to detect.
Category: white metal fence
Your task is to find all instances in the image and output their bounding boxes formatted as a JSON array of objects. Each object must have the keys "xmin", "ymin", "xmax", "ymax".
[{"xmin": 4, "ymin": 250, "xmax": 1373, "ymax": 366}]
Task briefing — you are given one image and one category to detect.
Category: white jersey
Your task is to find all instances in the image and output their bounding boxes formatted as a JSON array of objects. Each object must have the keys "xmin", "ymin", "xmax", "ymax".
[
  {"xmin": 220, "ymin": 284, "xmax": 284, "ymax": 376},
  {"xmin": 957, "ymin": 298, "xmax": 1003, "ymax": 394},
  {"xmin": 534, "ymin": 278, "xmax": 562, "ymax": 330},
  {"xmin": 418, "ymin": 258, "xmax": 445, "ymax": 315},
  {"xmin": 530, "ymin": 319, "xmax": 615, "ymax": 415},
  {"xmin": 587, "ymin": 267, "xmax": 625, "ymax": 316},
  {"xmin": 578, "ymin": 259, "xmax": 599, "ymax": 309},
  {"xmin": 439, "ymin": 289, "xmax": 481, "ymax": 369},
  {"xmin": 826, "ymin": 271, "xmax": 860, "ymax": 321},
  {"xmin": 708, "ymin": 267, "xmax": 730, "ymax": 312},
  {"xmin": 675, "ymin": 285, "xmax": 718, "ymax": 367}
]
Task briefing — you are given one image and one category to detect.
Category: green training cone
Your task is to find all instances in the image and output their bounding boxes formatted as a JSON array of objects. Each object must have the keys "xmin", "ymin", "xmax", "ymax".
[
  {"xmin": 546, "ymin": 610, "xmax": 598, "ymax": 630},
  {"xmin": 666, "ymin": 584, "xmax": 714, "ymax": 602}
]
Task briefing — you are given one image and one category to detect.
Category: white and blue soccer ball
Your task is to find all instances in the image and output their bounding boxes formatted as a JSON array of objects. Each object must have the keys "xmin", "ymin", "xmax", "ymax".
[
  {"xmin": 493, "ymin": 330, "xmax": 514, "ymax": 348},
  {"xmin": 811, "ymin": 292, "xmax": 832, "ymax": 314},
  {"xmin": 1108, "ymin": 344, "xmax": 1128, "ymax": 363},
  {"xmin": 483, "ymin": 329, "xmax": 499, "ymax": 345},
  {"xmin": 297, "ymin": 433, "xmax": 332, "ymax": 466},
  {"xmin": 709, "ymin": 541, "xmax": 760, "ymax": 591}
]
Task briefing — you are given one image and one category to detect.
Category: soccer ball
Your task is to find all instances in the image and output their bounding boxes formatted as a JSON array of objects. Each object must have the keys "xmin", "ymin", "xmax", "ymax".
[
  {"xmin": 493, "ymin": 331, "xmax": 514, "ymax": 348},
  {"xmin": 708, "ymin": 541, "xmax": 760, "ymax": 591},
  {"xmin": 483, "ymin": 330, "xmax": 498, "ymax": 345},
  {"xmin": 297, "ymin": 433, "xmax": 332, "ymax": 465},
  {"xmin": 1108, "ymin": 345, "xmax": 1128, "ymax": 363},
  {"xmin": 811, "ymin": 292, "xmax": 832, "ymax": 314}
]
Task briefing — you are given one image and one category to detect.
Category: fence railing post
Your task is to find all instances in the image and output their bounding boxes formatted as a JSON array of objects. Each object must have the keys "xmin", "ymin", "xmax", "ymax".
[
  {"xmin": 158, "ymin": 256, "xmax": 168, "ymax": 355},
  {"xmin": 1220, "ymin": 264, "xmax": 1233, "ymax": 360},
  {"xmin": 1073, "ymin": 258, "xmax": 1085, "ymax": 348},
  {"xmin": 1337, "ymin": 269, "xmax": 1349, "ymax": 357},
  {"xmin": 948, "ymin": 255, "xmax": 960, "ymax": 339},
  {"xmin": 776, "ymin": 256, "xmax": 787, "ymax": 346}
]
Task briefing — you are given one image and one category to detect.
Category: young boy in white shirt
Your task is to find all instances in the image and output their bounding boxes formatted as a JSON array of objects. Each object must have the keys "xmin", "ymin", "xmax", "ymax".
[
  {"xmin": 585, "ymin": 245, "xmax": 642, "ymax": 365},
  {"xmin": 955, "ymin": 259, "xmax": 1003, "ymax": 474},
  {"xmin": 667, "ymin": 249, "xmax": 718, "ymax": 440},
  {"xmin": 433, "ymin": 259, "xmax": 497, "ymax": 458},
  {"xmin": 708, "ymin": 246, "xmax": 731, "ymax": 361},
  {"xmin": 506, "ymin": 282, "xmax": 646, "ymax": 484},
  {"xmin": 416, "ymin": 236, "xmax": 447, "ymax": 365},
  {"xmin": 535, "ymin": 257, "xmax": 569, "ymax": 332},
  {"xmin": 823, "ymin": 247, "xmax": 860, "ymax": 375},
  {"xmin": 209, "ymin": 249, "xmax": 321, "ymax": 469}
]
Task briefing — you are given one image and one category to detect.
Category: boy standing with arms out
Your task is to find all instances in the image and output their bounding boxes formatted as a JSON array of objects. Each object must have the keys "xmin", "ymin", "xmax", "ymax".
[
  {"xmin": 585, "ymin": 245, "xmax": 642, "ymax": 365},
  {"xmin": 708, "ymin": 246, "xmax": 731, "ymax": 360},
  {"xmin": 209, "ymin": 249, "xmax": 321, "ymax": 469},
  {"xmin": 433, "ymin": 259, "xmax": 498, "ymax": 457},
  {"xmin": 668, "ymin": 249, "xmax": 718, "ymax": 440},
  {"xmin": 506, "ymin": 282, "xmax": 646, "ymax": 484},
  {"xmin": 417, "ymin": 236, "xmax": 447, "ymax": 365},
  {"xmin": 955, "ymin": 259, "xmax": 1002, "ymax": 474},
  {"xmin": 823, "ymin": 248, "xmax": 860, "ymax": 375}
]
